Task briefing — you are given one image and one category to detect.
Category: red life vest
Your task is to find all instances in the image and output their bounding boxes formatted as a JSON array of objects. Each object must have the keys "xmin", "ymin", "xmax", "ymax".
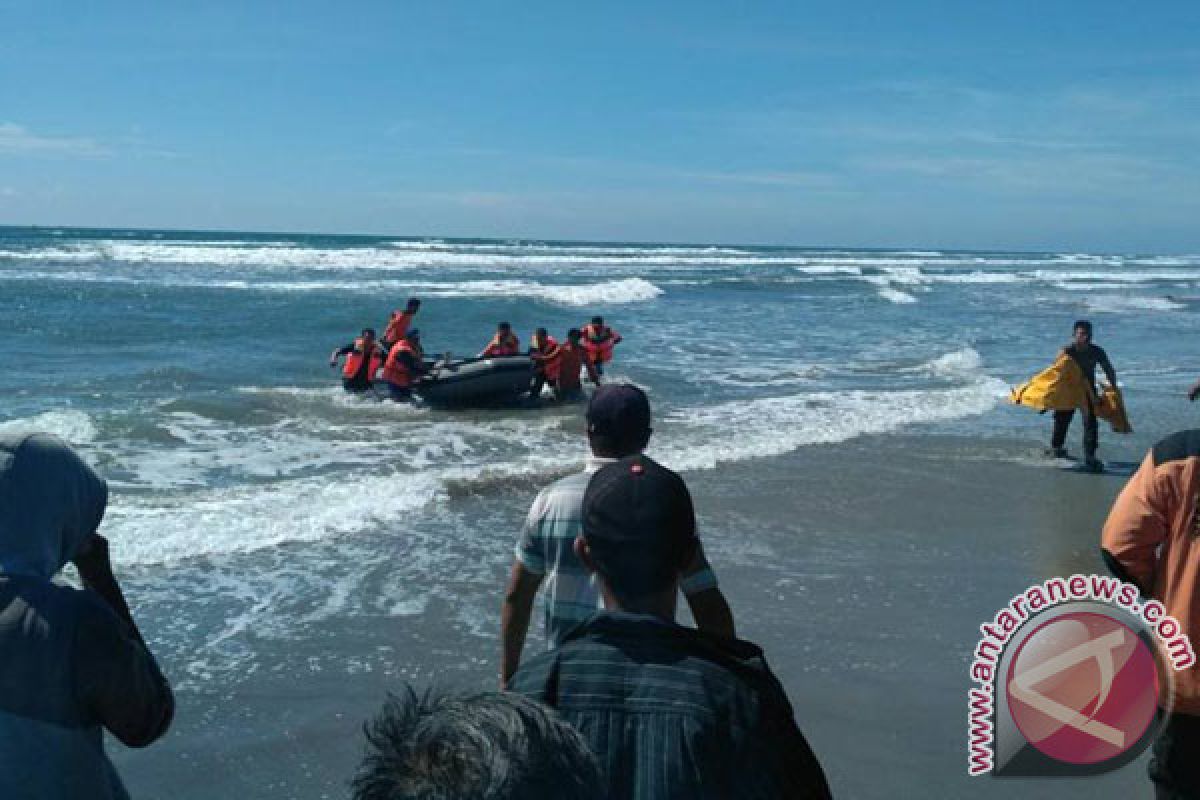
[
  {"xmin": 531, "ymin": 334, "xmax": 561, "ymax": 380},
  {"xmin": 383, "ymin": 311, "xmax": 415, "ymax": 345},
  {"xmin": 343, "ymin": 337, "xmax": 384, "ymax": 381},
  {"xmin": 483, "ymin": 332, "xmax": 520, "ymax": 357},
  {"xmin": 382, "ymin": 339, "xmax": 423, "ymax": 387},
  {"xmin": 581, "ymin": 324, "xmax": 620, "ymax": 363}
]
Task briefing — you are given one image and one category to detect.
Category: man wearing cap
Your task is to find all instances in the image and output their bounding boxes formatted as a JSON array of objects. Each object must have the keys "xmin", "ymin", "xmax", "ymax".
[
  {"xmin": 500, "ymin": 384, "xmax": 734, "ymax": 689},
  {"xmin": 509, "ymin": 454, "xmax": 832, "ymax": 800}
]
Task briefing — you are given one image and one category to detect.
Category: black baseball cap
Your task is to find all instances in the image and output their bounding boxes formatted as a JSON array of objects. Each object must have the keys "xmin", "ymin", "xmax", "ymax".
[
  {"xmin": 586, "ymin": 384, "xmax": 651, "ymax": 440},
  {"xmin": 582, "ymin": 455, "xmax": 697, "ymax": 596}
]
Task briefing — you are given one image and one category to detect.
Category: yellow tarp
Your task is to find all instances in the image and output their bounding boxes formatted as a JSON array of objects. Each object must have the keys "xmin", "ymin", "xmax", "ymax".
[
  {"xmin": 1096, "ymin": 384, "xmax": 1132, "ymax": 433},
  {"xmin": 1010, "ymin": 353, "xmax": 1132, "ymax": 433}
]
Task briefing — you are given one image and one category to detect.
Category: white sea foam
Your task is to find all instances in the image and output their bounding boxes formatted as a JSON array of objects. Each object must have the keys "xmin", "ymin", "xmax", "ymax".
[
  {"xmin": 105, "ymin": 471, "xmax": 445, "ymax": 564},
  {"xmin": 1082, "ymin": 295, "xmax": 1186, "ymax": 313},
  {"xmin": 876, "ymin": 287, "xmax": 918, "ymax": 304},
  {"xmin": 922, "ymin": 347, "xmax": 984, "ymax": 377},
  {"xmin": 660, "ymin": 377, "xmax": 1008, "ymax": 471},
  {"xmin": 0, "ymin": 410, "xmax": 97, "ymax": 444},
  {"xmin": 0, "ymin": 269, "xmax": 663, "ymax": 305}
]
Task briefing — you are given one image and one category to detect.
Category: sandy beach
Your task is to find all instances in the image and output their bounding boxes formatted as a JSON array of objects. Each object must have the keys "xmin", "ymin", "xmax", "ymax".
[{"xmin": 108, "ymin": 429, "xmax": 1150, "ymax": 798}]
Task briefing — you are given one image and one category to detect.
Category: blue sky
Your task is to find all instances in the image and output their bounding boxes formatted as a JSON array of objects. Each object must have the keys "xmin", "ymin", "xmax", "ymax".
[{"xmin": 2, "ymin": 0, "xmax": 1199, "ymax": 251}]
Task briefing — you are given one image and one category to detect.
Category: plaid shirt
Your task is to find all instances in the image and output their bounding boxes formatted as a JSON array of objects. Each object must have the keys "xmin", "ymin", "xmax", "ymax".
[
  {"xmin": 516, "ymin": 456, "xmax": 718, "ymax": 647},
  {"xmin": 510, "ymin": 612, "xmax": 832, "ymax": 800}
]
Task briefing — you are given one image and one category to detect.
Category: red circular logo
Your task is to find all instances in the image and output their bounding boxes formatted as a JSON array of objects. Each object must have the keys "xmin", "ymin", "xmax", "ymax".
[{"xmin": 1006, "ymin": 612, "xmax": 1159, "ymax": 765}]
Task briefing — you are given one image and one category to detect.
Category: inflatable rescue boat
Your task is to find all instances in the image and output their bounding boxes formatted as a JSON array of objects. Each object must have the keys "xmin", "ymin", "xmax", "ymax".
[{"xmin": 414, "ymin": 355, "xmax": 535, "ymax": 407}]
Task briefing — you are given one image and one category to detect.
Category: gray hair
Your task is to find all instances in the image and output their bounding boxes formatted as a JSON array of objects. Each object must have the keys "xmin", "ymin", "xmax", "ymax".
[{"xmin": 352, "ymin": 686, "xmax": 602, "ymax": 800}]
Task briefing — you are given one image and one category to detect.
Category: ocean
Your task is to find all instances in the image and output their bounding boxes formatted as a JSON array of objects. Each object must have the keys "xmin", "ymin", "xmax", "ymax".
[{"xmin": 2, "ymin": 225, "xmax": 1196, "ymax": 797}]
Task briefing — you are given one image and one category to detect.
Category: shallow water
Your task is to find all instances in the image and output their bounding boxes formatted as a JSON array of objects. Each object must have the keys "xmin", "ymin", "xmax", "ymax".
[{"xmin": 2, "ymin": 226, "xmax": 1195, "ymax": 795}]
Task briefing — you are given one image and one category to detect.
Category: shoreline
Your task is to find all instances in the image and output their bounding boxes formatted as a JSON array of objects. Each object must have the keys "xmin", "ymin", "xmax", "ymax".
[{"xmin": 112, "ymin": 429, "xmax": 1152, "ymax": 798}]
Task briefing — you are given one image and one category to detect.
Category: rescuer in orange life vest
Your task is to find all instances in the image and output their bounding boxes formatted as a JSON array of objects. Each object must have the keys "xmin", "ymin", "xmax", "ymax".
[
  {"xmin": 528, "ymin": 327, "xmax": 561, "ymax": 399},
  {"xmin": 382, "ymin": 297, "xmax": 420, "ymax": 349},
  {"xmin": 581, "ymin": 316, "xmax": 622, "ymax": 375},
  {"xmin": 554, "ymin": 328, "xmax": 601, "ymax": 402},
  {"xmin": 480, "ymin": 322, "xmax": 520, "ymax": 358},
  {"xmin": 329, "ymin": 328, "xmax": 387, "ymax": 392},
  {"xmin": 381, "ymin": 328, "xmax": 428, "ymax": 402}
]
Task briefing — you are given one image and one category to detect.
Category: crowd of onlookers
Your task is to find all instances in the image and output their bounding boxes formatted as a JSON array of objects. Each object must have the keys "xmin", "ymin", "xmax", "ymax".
[
  {"xmin": 12, "ymin": 377, "xmax": 1200, "ymax": 798},
  {"xmin": 0, "ymin": 385, "xmax": 833, "ymax": 799}
]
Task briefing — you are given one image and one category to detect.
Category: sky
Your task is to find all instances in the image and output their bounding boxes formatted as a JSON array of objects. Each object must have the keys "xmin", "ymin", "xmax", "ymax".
[{"xmin": 2, "ymin": 0, "xmax": 1199, "ymax": 251}]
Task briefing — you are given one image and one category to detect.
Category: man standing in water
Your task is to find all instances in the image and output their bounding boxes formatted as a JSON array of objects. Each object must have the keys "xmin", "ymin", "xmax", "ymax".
[
  {"xmin": 551, "ymin": 329, "xmax": 600, "ymax": 402},
  {"xmin": 1049, "ymin": 319, "xmax": 1118, "ymax": 472},
  {"xmin": 381, "ymin": 297, "xmax": 420, "ymax": 350},
  {"xmin": 330, "ymin": 328, "xmax": 386, "ymax": 392}
]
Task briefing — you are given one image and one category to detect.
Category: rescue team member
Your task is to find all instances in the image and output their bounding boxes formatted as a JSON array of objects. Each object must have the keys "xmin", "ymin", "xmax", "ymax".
[
  {"xmin": 1101, "ymin": 429, "xmax": 1200, "ymax": 798},
  {"xmin": 1050, "ymin": 319, "xmax": 1118, "ymax": 472},
  {"xmin": 554, "ymin": 329, "xmax": 600, "ymax": 402},
  {"xmin": 581, "ymin": 316, "xmax": 622, "ymax": 375},
  {"xmin": 330, "ymin": 328, "xmax": 386, "ymax": 392},
  {"xmin": 480, "ymin": 322, "xmax": 520, "ymax": 358},
  {"xmin": 529, "ymin": 327, "xmax": 561, "ymax": 398},
  {"xmin": 382, "ymin": 329, "xmax": 427, "ymax": 402},
  {"xmin": 382, "ymin": 297, "xmax": 421, "ymax": 349}
]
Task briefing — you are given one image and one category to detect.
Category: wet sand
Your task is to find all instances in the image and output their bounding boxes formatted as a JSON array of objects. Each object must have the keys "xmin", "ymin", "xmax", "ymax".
[{"xmin": 115, "ymin": 431, "xmax": 1150, "ymax": 798}]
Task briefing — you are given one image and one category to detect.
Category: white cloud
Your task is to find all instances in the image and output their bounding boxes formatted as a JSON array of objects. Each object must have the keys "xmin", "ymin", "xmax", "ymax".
[{"xmin": 0, "ymin": 123, "xmax": 108, "ymax": 157}]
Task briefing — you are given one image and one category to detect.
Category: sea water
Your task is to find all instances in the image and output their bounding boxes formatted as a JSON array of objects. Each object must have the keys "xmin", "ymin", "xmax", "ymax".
[{"xmin": 2, "ymin": 226, "xmax": 1197, "ymax": 790}]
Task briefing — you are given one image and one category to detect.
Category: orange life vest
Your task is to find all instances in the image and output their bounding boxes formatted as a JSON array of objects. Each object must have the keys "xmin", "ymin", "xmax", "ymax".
[
  {"xmin": 556, "ymin": 342, "xmax": 594, "ymax": 391},
  {"xmin": 343, "ymin": 337, "xmax": 384, "ymax": 381},
  {"xmin": 531, "ymin": 334, "xmax": 561, "ymax": 380},
  {"xmin": 581, "ymin": 324, "xmax": 620, "ymax": 363},
  {"xmin": 483, "ymin": 332, "xmax": 520, "ymax": 357},
  {"xmin": 383, "ymin": 311, "xmax": 415, "ymax": 344},
  {"xmin": 382, "ymin": 339, "xmax": 423, "ymax": 387}
]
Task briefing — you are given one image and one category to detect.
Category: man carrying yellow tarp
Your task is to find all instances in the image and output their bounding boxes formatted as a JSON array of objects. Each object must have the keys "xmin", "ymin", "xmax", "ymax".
[{"xmin": 1011, "ymin": 319, "xmax": 1126, "ymax": 473}]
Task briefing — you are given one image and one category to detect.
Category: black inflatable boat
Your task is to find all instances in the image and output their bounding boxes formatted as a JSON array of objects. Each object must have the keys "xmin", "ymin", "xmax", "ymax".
[{"xmin": 414, "ymin": 355, "xmax": 535, "ymax": 407}]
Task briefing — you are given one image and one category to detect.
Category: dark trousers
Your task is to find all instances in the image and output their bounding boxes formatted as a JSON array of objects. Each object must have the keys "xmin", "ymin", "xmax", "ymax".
[
  {"xmin": 1151, "ymin": 712, "xmax": 1200, "ymax": 799},
  {"xmin": 1051, "ymin": 400, "xmax": 1098, "ymax": 459}
]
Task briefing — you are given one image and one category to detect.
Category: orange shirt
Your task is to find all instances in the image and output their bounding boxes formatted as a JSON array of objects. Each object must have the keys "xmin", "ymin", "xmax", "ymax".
[
  {"xmin": 383, "ymin": 311, "xmax": 415, "ymax": 344},
  {"xmin": 1102, "ymin": 431, "xmax": 1200, "ymax": 714},
  {"xmin": 556, "ymin": 343, "xmax": 598, "ymax": 390}
]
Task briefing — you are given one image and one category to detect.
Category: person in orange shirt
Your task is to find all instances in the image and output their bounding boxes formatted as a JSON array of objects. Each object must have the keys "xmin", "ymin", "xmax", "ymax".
[
  {"xmin": 382, "ymin": 298, "xmax": 421, "ymax": 349},
  {"xmin": 553, "ymin": 329, "xmax": 600, "ymax": 402},
  {"xmin": 581, "ymin": 316, "xmax": 622, "ymax": 376},
  {"xmin": 529, "ymin": 327, "xmax": 561, "ymax": 399},
  {"xmin": 480, "ymin": 322, "xmax": 520, "ymax": 358},
  {"xmin": 381, "ymin": 329, "xmax": 427, "ymax": 402},
  {"xmin": 1102, "ymin": 430, "xmax": 1200, "ymax": 797}
]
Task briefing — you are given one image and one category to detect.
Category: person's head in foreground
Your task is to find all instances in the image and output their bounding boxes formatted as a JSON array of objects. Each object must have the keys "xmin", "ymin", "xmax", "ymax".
[
  {"xmin": 405, "ymin": 297, "xmax": 420, "ymax": 313},
  {"xmin": 590, "ymin": 315, "xmax": 603, "ymax": 327},
  {"xmin": 1073, "ymin": 319, "xmax": 1093, "ymax": 347},
  {"xmin": 576, "ymin": 453, "xmax": 695, "ymax": 617},
  {"xmin": 497, "ymin": 321, "xmax": 511, "ymax": 334},
  {"xmin": 566, "ymin": 327, "xmax": 582, "ymax": 344},
  {"xmin": 361, "ymin": 327, "xmax": 377, "ymax": 343},
  {"xmin": 586, "ymin": 383, "xmax": 652, "ymax": 459},
  {"xmin": 352, "ymin": 686, "xmax": 602, "ymax": 800},
  {"xmin": 0, "ymin": 433, "xmax": 173, "ymax": 800}
]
